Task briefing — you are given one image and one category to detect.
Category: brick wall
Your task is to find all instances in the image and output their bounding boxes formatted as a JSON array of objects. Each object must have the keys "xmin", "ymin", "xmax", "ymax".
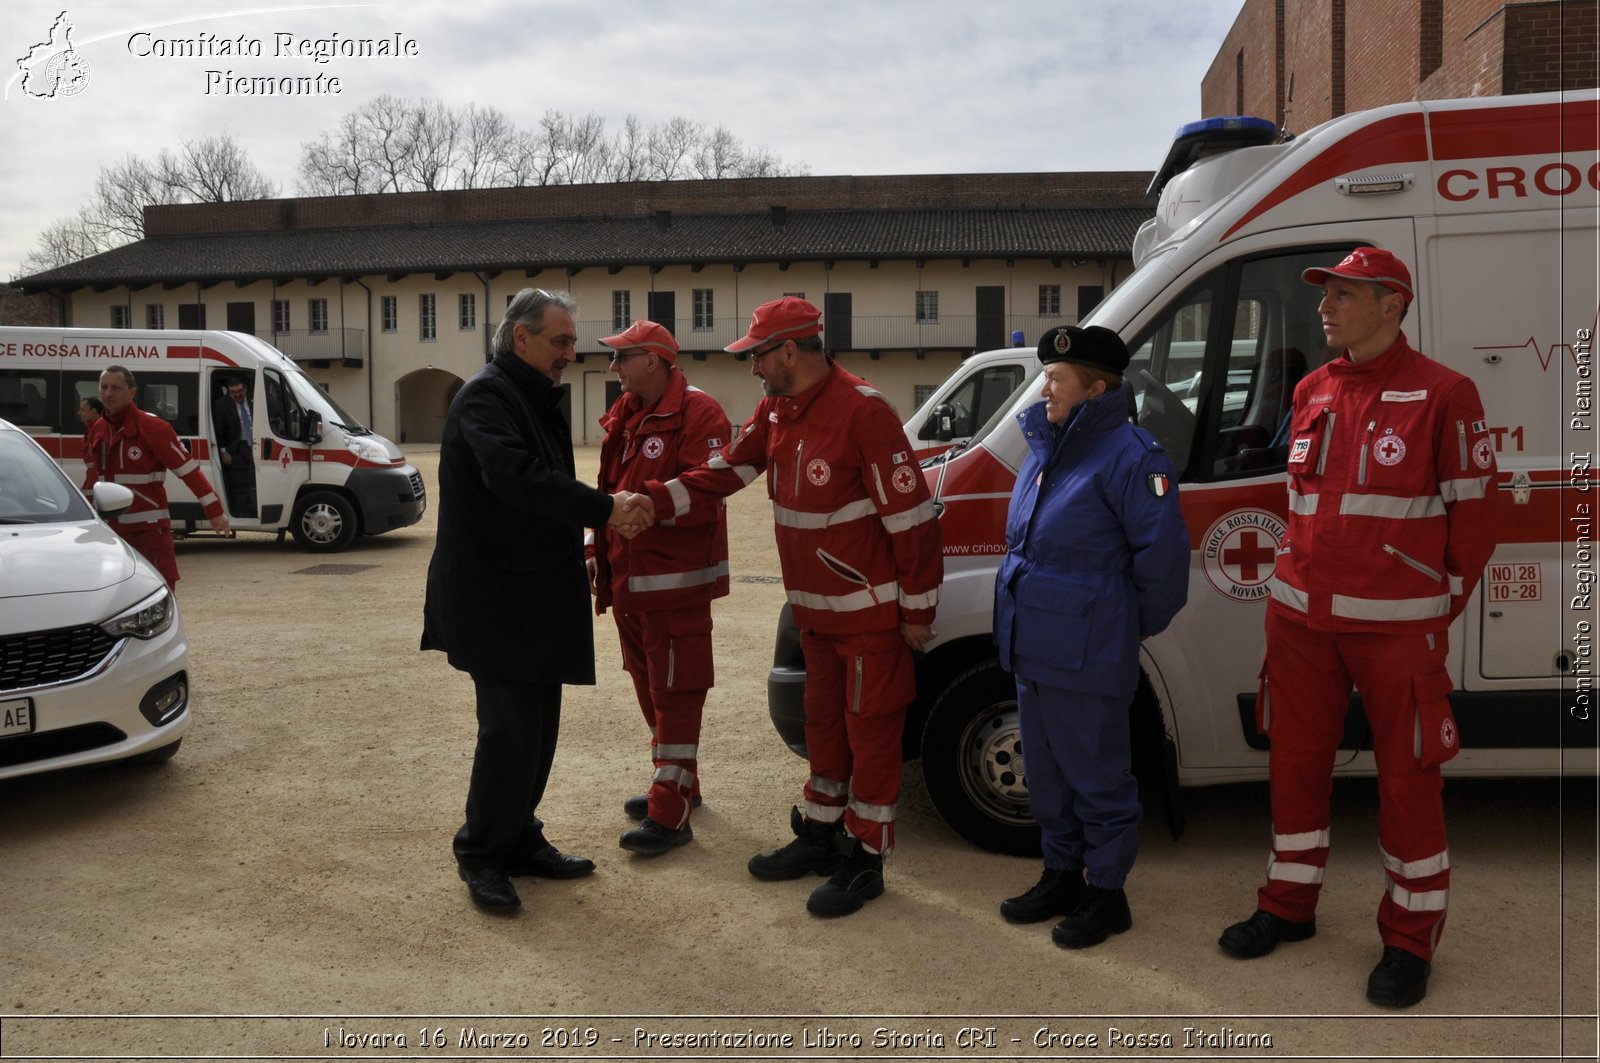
[
  {"xmin": 1206, "ymin": 0, "xmax": 1594, "ymax": 130},
  {"xmin": 0, "ymin": 286, "xmax": 63, "ymax": 325}
]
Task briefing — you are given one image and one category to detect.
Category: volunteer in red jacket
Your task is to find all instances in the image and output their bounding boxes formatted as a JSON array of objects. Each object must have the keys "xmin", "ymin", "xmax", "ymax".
[
  {"xmin": 84, "ymin": 364, "xmax": 231, "ymax": 587},
  {"xmin": 642, "ymin": 297, "xmax": 942, "ymax": 917},
  {"xmin": 590, "ymin": 320, "xmax": 732, "ymax": 857},
  {"xmin": 1218, "ymin": 248, "xmax": 1499, "ymax": 1008}
]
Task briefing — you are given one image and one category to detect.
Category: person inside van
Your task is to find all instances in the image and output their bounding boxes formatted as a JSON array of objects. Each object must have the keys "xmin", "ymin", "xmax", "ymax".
[{"xmin": 213, "ymin": 376, "xmax": 257, "ymax": 516}]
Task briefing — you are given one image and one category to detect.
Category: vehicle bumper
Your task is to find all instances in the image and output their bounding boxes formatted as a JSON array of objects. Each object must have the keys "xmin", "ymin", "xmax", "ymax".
[
  {"xmin": 347, "ymin": 464, "xmax": 426, "ymax": 535},
  {"xmin": 0, "ymin": 620, "xmax": 192, "ymax": 781}
]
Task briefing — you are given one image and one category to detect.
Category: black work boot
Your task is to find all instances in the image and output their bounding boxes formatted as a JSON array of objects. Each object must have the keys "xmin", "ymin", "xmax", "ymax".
[
  {"xmin": 618, "ymin": 817, "xmax": 693, "ymax": 856},
  {"xmin": 1218, "ymin": 908, "xmax": 1317, "ymax": 959},
  {"xmin": 806, "ymin": 836, "xmax": 885, "ymax": 918},
  {"xmin": 624, "ymin": 793, "xmax": 701, "ymax": 821},
  {"xmin": 1051, "ymin": 885, "xmax": 1132, "ymax": 948},
  {"xmin": 1366, "ymin": 945, "xmax": 1431, "ymax": 1008},
  {"xmin": 747, "ymin": 806, "xmax": 843, "ymax": 881},
  {"xmin": 1001, "ymin": 867, "xmax": 1085, "ymax": 924}
]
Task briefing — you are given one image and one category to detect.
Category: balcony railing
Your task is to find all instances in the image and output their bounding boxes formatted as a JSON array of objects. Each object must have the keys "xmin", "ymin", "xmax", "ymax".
[
  {"xmin": 267, "ymin": 328, "xmax": 366, "ymax": 365},
  {"xmin": 574, "ymin": 314, "xmax": 1076, "ymax": 355}
]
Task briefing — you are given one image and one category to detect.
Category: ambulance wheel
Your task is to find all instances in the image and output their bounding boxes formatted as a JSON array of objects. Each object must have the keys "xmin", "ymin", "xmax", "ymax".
[
  {"xmin": 291, "ymin": 490, "xmax": 358, "ymax": 552},
  {"xmin": 920, "ymin": 659, "xmax": 1042, "ymax": 857}
]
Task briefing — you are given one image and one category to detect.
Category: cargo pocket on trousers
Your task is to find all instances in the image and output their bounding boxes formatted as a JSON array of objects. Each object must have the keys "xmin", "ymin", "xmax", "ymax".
[
  {"xmin": 664, "ymin": 612, "xmax": 715, "ymax": 691},
  {"xmin": 1254, "ymin": 660, "xmax": 1272, "ymax": 737},
  {"xmin": 1413, "ymin": 670, "xmax": 1460, "ymax": 769}
]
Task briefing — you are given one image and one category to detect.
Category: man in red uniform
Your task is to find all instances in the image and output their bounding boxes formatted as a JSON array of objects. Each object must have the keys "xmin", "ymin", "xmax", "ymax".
[
  {"xmin": 84, "ymin": 365, "xmax": 231, "ymax": 587},
  {"xmin": 641, "ymin": 297, "xmax": 941, "ymax": 917},
  {"xmin": 589, "ymin": 320, "xmax": 732, "ymax": 857},
  {"xmin": 1218, "ymin": 248, "xmax": 1499, "ymax": 1008}
]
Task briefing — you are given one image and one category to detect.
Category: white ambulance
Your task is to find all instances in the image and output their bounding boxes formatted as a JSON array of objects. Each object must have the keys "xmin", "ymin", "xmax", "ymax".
[
  {"xmin": 902, "ymin": 345, "xmax": 1037, "ymax": 463},
  {"xmin": 769, "ymin": 89, "xmax": 1598, "ymax": 855},
  {"xmin": 0, "ymin": 328, "xmax": 426, "ymax": 552}
]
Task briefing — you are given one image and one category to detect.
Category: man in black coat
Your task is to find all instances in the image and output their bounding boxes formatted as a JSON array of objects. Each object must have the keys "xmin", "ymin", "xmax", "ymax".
[
  {"xmin": 212, "ymin": 376, "xmax": 256, "ymax": 516},
  {"xmin": 422, "ymin": 288, "xmax": 651, "ymax": 912}
]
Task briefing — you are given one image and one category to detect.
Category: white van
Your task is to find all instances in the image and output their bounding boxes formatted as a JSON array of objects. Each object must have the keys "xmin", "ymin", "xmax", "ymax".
[
  {"xmin": 902, "ymin": 346, "xmax": 1035, "ymax": 463},
  {"xmin": 770, "ymin": 89, "xmax": 1598, "ymax": 855},
  {"xmin": 0, "ymin": 328, "xmax": 425, "ymax": 552}
]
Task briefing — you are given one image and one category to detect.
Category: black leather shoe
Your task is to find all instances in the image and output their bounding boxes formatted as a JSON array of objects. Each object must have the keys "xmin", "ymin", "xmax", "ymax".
[
  {"xmin": 1366, "ymin": 945, "xmax": 1431, "ymax": 1007},
  {"xmin": 619, "ymin": 817, "xmax": 693, "ymax": 856},
  {"xmin": 457, "ymin": 866, "xmax": 519, "ymax": 912},
  {"xmin": 1218, "ymin": 908, "xmax": 1317, "ymax": 959},
  {"xmin": 505, "ymin": 844, "xmax": 595, "ymax": 879},
  {"xmin": 1051, "ymin": 886, "xmax": 1132, "ymax": 948},
  {"xmin": 749, "ymin": 806, "xmax": 843, "ymax": 881},
  {"xmin": 1001, "ymin": 867, "xmax": 1085, "ymax": 924},
  {"xmin": 806, "ymin": 838, "xmax": 884, "ymax": 918},
  {"xmin": 624, "ymin": 793, "xmax": 702, "ymax": 821}
]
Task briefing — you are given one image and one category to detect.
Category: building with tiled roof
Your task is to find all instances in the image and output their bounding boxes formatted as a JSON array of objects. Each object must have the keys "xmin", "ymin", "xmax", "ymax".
[{"xmin": 11, "ymin": 172, "xmax": 1153, "ymax": 444}]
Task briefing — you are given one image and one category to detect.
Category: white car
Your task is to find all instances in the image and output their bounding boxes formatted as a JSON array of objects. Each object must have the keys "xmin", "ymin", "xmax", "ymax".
[{"xmin": 0, "ymin": 419, "xmax": 190, "ymax": 780}]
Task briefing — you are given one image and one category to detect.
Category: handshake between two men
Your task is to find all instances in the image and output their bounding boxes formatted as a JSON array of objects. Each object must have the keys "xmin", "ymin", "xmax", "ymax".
[{"xmin": 607, "ymin": 491, "xmax": 655, "ymax": 539}]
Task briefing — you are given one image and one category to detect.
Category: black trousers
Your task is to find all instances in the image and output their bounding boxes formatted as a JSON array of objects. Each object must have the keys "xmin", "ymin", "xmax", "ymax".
[{"xmin": 453, "ymin": 674, "xmax": 562, "ymax": 874}]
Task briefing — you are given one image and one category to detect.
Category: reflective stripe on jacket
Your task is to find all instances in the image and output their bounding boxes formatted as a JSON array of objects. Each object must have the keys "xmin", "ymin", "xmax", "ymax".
[
  {"xmin": 83, "ymin": 403, "xmax": 223, "ymax": 528},
  {"xmin": 1269, "ymin": 334, "xmax": 1498, "ymax": 632},
  {"xmin": 592, "ymin": 369, "xmax": 732, "ymax": 614},
  {"xmin": 647, "ymin": 364, "xmax": 941, "ymax": 636}
]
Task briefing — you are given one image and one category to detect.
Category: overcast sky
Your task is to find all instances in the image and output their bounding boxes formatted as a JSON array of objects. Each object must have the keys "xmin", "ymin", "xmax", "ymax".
[{"xmin": 0, "ymin": 0, "xmax": 1246, "ymax": 278}]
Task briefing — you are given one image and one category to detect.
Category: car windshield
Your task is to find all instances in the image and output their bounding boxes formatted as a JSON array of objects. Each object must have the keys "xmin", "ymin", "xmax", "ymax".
[
  {"xmin": 0, "ymin": 431, "xmax": 93, "ymax": 523},
  {"xmin": 287, "ymin": 369, "xmax": 369, "ymax": 435}
]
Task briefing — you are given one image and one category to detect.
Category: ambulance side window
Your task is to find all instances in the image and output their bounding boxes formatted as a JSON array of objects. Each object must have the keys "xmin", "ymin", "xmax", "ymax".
[
  {"xmin": 0, "ymin": 370, "xmax": 52, "ymax": 428},
  {"xmin": 1127, "ymin": 279, "xmax": 1216, "ymax": 477},
  {"xmin": 262, "ymin": 368, "xmax": 303, "ymax": 439}
]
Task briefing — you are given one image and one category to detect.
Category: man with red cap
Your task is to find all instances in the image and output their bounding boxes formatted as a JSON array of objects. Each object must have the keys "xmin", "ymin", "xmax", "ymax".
[
  {"xmin": 1218, "ymin": 248, "xmax": 1499, "ymax": 1008},
  {"xmin": 640, "ymin": 296, "xmax": 941, "ymax": 917},
  {"xmin": 589, "ymin": 320, "xmax": 732, "ymax": 856}
]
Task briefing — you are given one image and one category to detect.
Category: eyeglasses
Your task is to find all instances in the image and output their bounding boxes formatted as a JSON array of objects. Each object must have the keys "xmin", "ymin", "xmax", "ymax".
[
  {"xmin": 749, "ymin": 340, "xmax": 787, "ymax": 362},
  {"xmin": 607, "ymin": 350, "xmax": 647, "ymax": 366}
]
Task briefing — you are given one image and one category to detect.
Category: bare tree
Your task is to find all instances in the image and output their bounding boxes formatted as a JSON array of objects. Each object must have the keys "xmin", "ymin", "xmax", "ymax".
[
  {"xmin": 156, "ymin": 135, "xmax": 276, "ymax": 202},
  {"xmin": 647, "ymin": 116, "xmax": 703, "ymax": 181},
  {"xmin": 456, "ymin": 104, "xmax": 517, "ymax": 189},
  {"xmin": 403, "ymin": 98, "xmax": 461, "ymax": 192},
  {"xmin": 693, "ymin": 124, "xmax": 744, "ymax": 179},
  {"xmin": 17, "ymin": 216, "xmax": 108, "ymax": 276}
]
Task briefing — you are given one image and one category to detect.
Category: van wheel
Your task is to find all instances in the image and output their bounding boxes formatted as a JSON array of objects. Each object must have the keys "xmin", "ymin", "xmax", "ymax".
[
  {"xmin": 127, "ymin": 738, "xmax": 181, "ymax": 766},
  {"xmin": 920, "ymin": 659, "xmax": 1041, "ymax": 857},
  {"xmin": 291, "ymin": 490, "xmax": 358, "ymax": 552}
]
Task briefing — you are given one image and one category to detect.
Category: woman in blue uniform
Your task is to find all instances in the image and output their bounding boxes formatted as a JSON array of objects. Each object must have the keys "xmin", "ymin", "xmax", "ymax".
[{"xmin": 992, "ymin": 325, "xmax": 1190, "ymax": 948}]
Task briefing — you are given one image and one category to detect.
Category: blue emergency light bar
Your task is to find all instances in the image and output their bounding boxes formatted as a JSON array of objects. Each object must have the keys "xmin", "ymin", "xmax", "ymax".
[{"xmin": 1147, "ymin": 115, "xmax": 1279, "ymax": 197}]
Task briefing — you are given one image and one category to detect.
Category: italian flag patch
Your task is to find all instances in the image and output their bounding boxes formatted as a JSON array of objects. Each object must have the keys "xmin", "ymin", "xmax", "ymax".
[{"xmin": 1146, "ymin": 472, "xmax": 1171, "ymax": 497}]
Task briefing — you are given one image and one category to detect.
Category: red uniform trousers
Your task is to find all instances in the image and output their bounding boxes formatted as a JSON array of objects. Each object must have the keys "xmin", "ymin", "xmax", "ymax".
[
  {"xmin": 614, "ymin": 601, "xmax": 713, "ymax": 829},
  {"xmin": 1258, "ymin": 609, "xmax": 1457, "ymax": 960},
  {"xmin": 118, "ymin": 523, "xmax": 180, "ymax": 588},
  {"xmin": 799, "ymin": 628, "xmax": 915, "ymax": 855}
]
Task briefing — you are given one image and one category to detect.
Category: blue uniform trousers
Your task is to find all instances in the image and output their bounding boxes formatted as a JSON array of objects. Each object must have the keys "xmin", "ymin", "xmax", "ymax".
[{"xmin": 1017, "ymin": 678, "xmax": 1141, "ymax": 888}]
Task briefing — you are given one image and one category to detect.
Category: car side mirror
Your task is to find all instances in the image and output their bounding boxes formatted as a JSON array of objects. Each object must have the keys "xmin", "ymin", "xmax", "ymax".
[
  {"xmin": 299, "ymin": 410, "xmax": 323, "ymax": 445},
  {"xmin": 92, "ymin": 481, "xmax": 135, "ymax": 517},
  {"xmin": 933, "ymin": 403, "xmax": 955, "ymax": 442}
]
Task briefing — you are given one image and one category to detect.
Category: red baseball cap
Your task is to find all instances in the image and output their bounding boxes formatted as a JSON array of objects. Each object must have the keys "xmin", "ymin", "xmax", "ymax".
[
  {"xmin": 725, "ymin": 296, "xmax": 824, "ymax": 353},
  {"xmin": 598, "ymin": 320, "xmax": 679, "ymax": 362},
  {"xmin": 1302, "ymin": 246, "xmax": 1414, "ymax": 305}
]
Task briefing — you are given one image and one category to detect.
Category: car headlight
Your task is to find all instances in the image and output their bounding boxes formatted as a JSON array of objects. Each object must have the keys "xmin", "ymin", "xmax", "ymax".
[
  {"xmin": 347, "ymin": 436, "xmax": 388, "ymax": 463},
  {"xmin": 101, "ymin": 589, "xmax": 176, "ymax": 640}
]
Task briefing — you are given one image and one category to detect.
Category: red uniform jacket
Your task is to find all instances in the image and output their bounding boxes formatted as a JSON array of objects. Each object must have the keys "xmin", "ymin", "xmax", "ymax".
[
  {"xmin": 83, "ymin": 403, "xmax": 225, "ymax": 531},
  {"xmin": 591, "ymin": 370, "xmax": 732, "ymax": 615},
  {"xmin": 1269, "ymin": 334, "xmax": 1498, "ymax": 633},
  {"xmin": 647, "ymin": 365, "xmax": 941, "ymax": 636}
]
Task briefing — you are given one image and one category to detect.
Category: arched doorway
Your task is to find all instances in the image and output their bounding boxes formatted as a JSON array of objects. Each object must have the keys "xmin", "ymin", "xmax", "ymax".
[{"xmin": 395, "ymin": 367, "xmax": 463, "ymax": 444}]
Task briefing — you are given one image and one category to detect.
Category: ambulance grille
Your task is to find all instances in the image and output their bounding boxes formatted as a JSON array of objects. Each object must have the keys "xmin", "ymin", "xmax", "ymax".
[{"xmin": 0, "ymin": 624, "xmax": 118, "ymax": 691}]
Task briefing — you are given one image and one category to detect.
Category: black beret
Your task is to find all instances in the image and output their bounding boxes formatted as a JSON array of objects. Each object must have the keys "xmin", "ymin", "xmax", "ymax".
[{"xmin": 1037, "ymin": 325, "xmax": 1130, "ymax": 374}]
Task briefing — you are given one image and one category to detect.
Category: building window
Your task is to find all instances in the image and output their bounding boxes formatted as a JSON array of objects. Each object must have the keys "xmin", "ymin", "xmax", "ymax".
[
  {"xmin": 915, "ymin": 291, "xmax": 939, "ymax": 323},
  {"xmin": 381, "ymin": 296, "xmax": 397, "ymax": 333},
  {"xmin": 110, "ymin": 305, "xmax": 130, "ymax": 328},
  {"xmin": 272, "ymin": 300, "xmax": 290, "ymax": 333},
  {"xmin": 145, "ymin": 304, "xmax": 164, "ymax": 329},
  {"xmin": 1039, "ymin": 285, "xmax": 1061, "ymax": 317},
  {"xmin": 309, "ymin": 298, "xmax": 329, "ymax": 335},
  {"xmin": 459, "ymin": 293, "xmax": 476, "ymax": 331},
  {"xmin": 420, "ymin": 294, "xmax": 437, "ymax": 341},
  {"xmin": 692, "ymin": 289, "xmax": 713, "ymax": 330},
  {"xmin": 1078, "ymin": 285, "xmax": 1105, "ymax": 319},
  {"xmin": 612, "ymin": 291, "xmax": 630, "ymax": 329}
]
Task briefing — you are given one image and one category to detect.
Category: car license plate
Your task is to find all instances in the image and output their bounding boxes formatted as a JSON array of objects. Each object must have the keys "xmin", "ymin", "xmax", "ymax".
[{"xmin": 2, "ymin": 697, "xmax": 35, "ymax": 738}]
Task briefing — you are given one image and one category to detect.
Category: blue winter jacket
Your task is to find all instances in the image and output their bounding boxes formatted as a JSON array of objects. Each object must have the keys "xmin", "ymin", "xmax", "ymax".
[{"xmin": 993, "ymin": 388, "xmax": 1190, "ymax": 697}]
